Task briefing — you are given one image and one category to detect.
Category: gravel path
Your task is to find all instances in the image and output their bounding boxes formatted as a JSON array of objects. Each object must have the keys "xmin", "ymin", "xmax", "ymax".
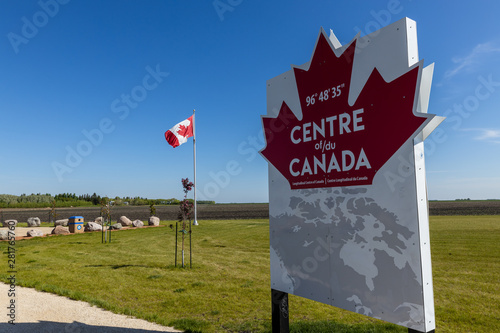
[
  {"xmin": 1, "ymin": 228, "xmax": 182, "ymax": 332},
  {"xmin": 0, "ymin": 283, "xmax": 181, "ymax": 333},
  {"xmin": 1, "ymin": 227, "xmax": 54, "ymax": 238}
]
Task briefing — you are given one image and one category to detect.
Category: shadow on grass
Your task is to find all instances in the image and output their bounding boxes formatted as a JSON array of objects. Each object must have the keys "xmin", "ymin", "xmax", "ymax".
[
  {"xmin": 289, "ymin": 320, "xmax": 406, "ymax": 333},
  {"xmin": 169, "ymin": 319, "xmax": 406, "ymax": 333},
  {"xmin": 0, "ymin": 321, "xmax": 179, "ymax": 333},
  {"xmin": 83, "ymin": 264, "xmax": 164, "ymax": 270},
  {"xmin": 170, "ymin": 318, "xmax": 209, "ymax": 333}
]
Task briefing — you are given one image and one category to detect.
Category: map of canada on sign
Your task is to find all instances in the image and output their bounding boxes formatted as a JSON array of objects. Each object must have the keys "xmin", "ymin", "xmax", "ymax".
[{"xmin": 261, "ymin": 31, "xmax": 431, "ymax": 189}]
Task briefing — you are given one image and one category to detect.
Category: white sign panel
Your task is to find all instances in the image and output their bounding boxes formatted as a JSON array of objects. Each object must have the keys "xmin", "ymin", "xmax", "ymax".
[{"xmin": 261, "ymin": 18, "xmax": 443, "ymax": 332}]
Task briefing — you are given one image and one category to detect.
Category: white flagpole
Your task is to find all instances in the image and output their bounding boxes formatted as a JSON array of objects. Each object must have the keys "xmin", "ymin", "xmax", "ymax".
[{"xmin": 192, "ymin": 109, "xmax": 198, "ymax": 225}]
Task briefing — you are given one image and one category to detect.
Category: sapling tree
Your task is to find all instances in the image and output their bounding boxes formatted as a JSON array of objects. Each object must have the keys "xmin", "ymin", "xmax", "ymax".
[
  {"xmin": 100, "ymin": 197, "xmax": 112, "ymax": 243},
  {"xmin": 100, "ymin": 197, "xmax": 111, "ymax": 222},
  {"xmin": 149, "ymin": 201, "xmax": 156, "ymax": 217},
  {"xmin": 49, "ymin": 200, "xmax": 58, "ymax": 226},
  {"xmin": 177, "ymin": 178, "xmax": 194, "ymax": 268}
]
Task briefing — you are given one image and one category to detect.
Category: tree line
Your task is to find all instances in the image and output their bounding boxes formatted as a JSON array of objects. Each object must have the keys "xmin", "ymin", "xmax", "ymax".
[{"xmin": 0, "ymin": 193, "xmax": 215, "ymax": 208}]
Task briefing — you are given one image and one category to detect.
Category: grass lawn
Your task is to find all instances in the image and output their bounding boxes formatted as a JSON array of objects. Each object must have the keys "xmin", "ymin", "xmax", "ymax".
[{"xmin": 1, "ymin": 216, "xmax": 499, "ymax": 332}]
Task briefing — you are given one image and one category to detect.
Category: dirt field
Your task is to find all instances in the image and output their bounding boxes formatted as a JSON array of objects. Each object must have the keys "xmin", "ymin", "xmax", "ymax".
[
  {"xmin": 0, "ymin": 203, "xmax": 270, "ymax": 223},
  {"xmin": 428, "ymin": 200, "xmax": 500, "ymax": 216},
  {"xmin": 1, "ymin": 200, "xmax": 499, "ymax": 223}
]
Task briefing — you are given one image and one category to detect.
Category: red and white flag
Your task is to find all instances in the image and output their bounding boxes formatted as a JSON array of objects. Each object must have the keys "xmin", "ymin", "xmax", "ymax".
[{"xmin": 165, "ymin": 115, "xmax": 194, "ymax": 148}]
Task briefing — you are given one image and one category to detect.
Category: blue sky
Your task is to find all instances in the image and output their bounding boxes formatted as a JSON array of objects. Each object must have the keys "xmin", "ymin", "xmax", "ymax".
[{"xmin": 1, "ymin": 0, "xmax": 499, "ymax": 202}]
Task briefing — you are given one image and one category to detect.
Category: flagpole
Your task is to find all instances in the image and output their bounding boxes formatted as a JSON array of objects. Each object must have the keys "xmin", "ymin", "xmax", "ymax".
[{"xmin": 193, "ymin": 109, "xmax": 198, "ymax": 226}]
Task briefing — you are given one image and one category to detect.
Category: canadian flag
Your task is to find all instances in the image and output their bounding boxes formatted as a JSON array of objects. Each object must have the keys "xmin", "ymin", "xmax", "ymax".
[{"xmin": 165, "ymin": 115, "xmax": 194, "ymax": 148}]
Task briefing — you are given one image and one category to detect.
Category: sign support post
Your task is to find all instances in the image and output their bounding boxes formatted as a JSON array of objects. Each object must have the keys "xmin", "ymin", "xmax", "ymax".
[{"xmin": 271, "ymin": 289, "xmax": 289, "ymax": 333}]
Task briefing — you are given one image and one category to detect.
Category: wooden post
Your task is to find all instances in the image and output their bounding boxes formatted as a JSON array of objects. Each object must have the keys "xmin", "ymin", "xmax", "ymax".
[
  {"xmin": 409, "ymin": 329, "xmax": 435, "ymax": 333},
  {"xmin": 175, "ymin": 221, "xmax": 178, "ymax": 267},
  {"xmin": 189, "ymin": 218, "xmax": 192, "ymax": 268},
  {"xmin": 101, "ymin": 215, "xmax": 104, "ymax": 244},
  {"xmin": 271, "ymin": 289, "xmax": 289, "ymax": 333}
]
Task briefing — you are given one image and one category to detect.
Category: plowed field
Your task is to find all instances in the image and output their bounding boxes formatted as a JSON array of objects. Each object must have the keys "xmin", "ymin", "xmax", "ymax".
[
  {"xmin": 2, "ymin": 200, "xmax": 499, "ymax": 223},
  {"xmin": 1, "ymin": 203, "xmax": 270, "ymax": 223}
]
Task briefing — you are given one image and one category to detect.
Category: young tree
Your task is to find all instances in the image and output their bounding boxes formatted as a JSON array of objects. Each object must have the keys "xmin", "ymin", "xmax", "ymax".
[
  {"xmin": 177, "ymin": 178, "xmax": 194, "ymax": 268},
  {"xmin": 100, "ymin": 197, "xmax": 112, "ymax": 243},
  {"xmin": 100, "ymin": 197, "xmax": 111, "ymax": 222},
  {"xmin": 149, "ymin": 200, "xmax": 156, "ymax": 217},
  {"xmin": 48, "ymin": 200, "xmax": 58, "ymax": 225}
]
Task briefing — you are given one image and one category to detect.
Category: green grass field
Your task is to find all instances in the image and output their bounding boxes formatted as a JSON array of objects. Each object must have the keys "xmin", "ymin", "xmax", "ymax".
[{"xmin": 1, "ymin": 216, "xmax": 499, "ymax": 332}]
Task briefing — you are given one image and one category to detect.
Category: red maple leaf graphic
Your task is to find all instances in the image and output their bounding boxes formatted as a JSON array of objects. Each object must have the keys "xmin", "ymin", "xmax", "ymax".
[
  {"xmin": 177, "ymin": 123, "xmax": 193, "ymax": 138},
  {"xmin": 261, "ymin": 31, "xmax": 430, "ymax": 189}
]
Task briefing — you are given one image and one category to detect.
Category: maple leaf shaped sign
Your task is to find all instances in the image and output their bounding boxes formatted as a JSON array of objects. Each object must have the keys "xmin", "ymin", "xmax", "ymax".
[{"xmin": 261, "ymin": 30, "xmax": 431, "ymax": 189}]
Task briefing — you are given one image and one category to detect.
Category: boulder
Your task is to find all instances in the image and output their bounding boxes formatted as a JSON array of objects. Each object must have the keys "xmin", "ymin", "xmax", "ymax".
[
  {"xmin": 0, "ymin": 230, "xmax": 8, "ymax": 240},
  {"xmin": 85, "ymin": 222, "xmax": 102, "ymax": 232},
  {"xmin": 52, "ymin": 226, "xmax": 70, "ymax": 235},
  {"xmin": 132, "ymin": 219, "xmax": 144, "ymax": 228},
  {"xmin": 27, "ymin": 229, "xmax": 44, "ymax": 237},
  {"xmin": 27, "ymin": 217, "xmax": 41, "ymax": 227},
  {"xmin": 2, "ymin": 219, "xmax": 18, "ymax": 227},
  {"xmin": 110, "ymin": 223, "xmax": 122, "ymax": 230},
  {"xmin": 148, "ymin": 216, "xmax": 160, "ymax": 226},
  {"xmin": 94, "ymin": 217, "xmax": 104, "ymax": 225},
  {"xmin": 118, "ymin": 216, "xmax": 132, "ymax": 226},
  {"xmin": 55, "ymin": 219, "xmax": 69, "ymax": 226}
]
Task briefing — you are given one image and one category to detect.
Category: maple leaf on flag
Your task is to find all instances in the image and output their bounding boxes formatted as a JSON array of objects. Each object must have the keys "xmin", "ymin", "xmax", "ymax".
[
  {"xmin": 177, "ymin": 123, "xmax": 193, "ymax": 138},
  {"xmin": 260, "ymin": 30, "xmax": 432, "ymax": 189},
  {"xmin": 165, "ymin": 115, "xmax": 194, "ymax": 148}
]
